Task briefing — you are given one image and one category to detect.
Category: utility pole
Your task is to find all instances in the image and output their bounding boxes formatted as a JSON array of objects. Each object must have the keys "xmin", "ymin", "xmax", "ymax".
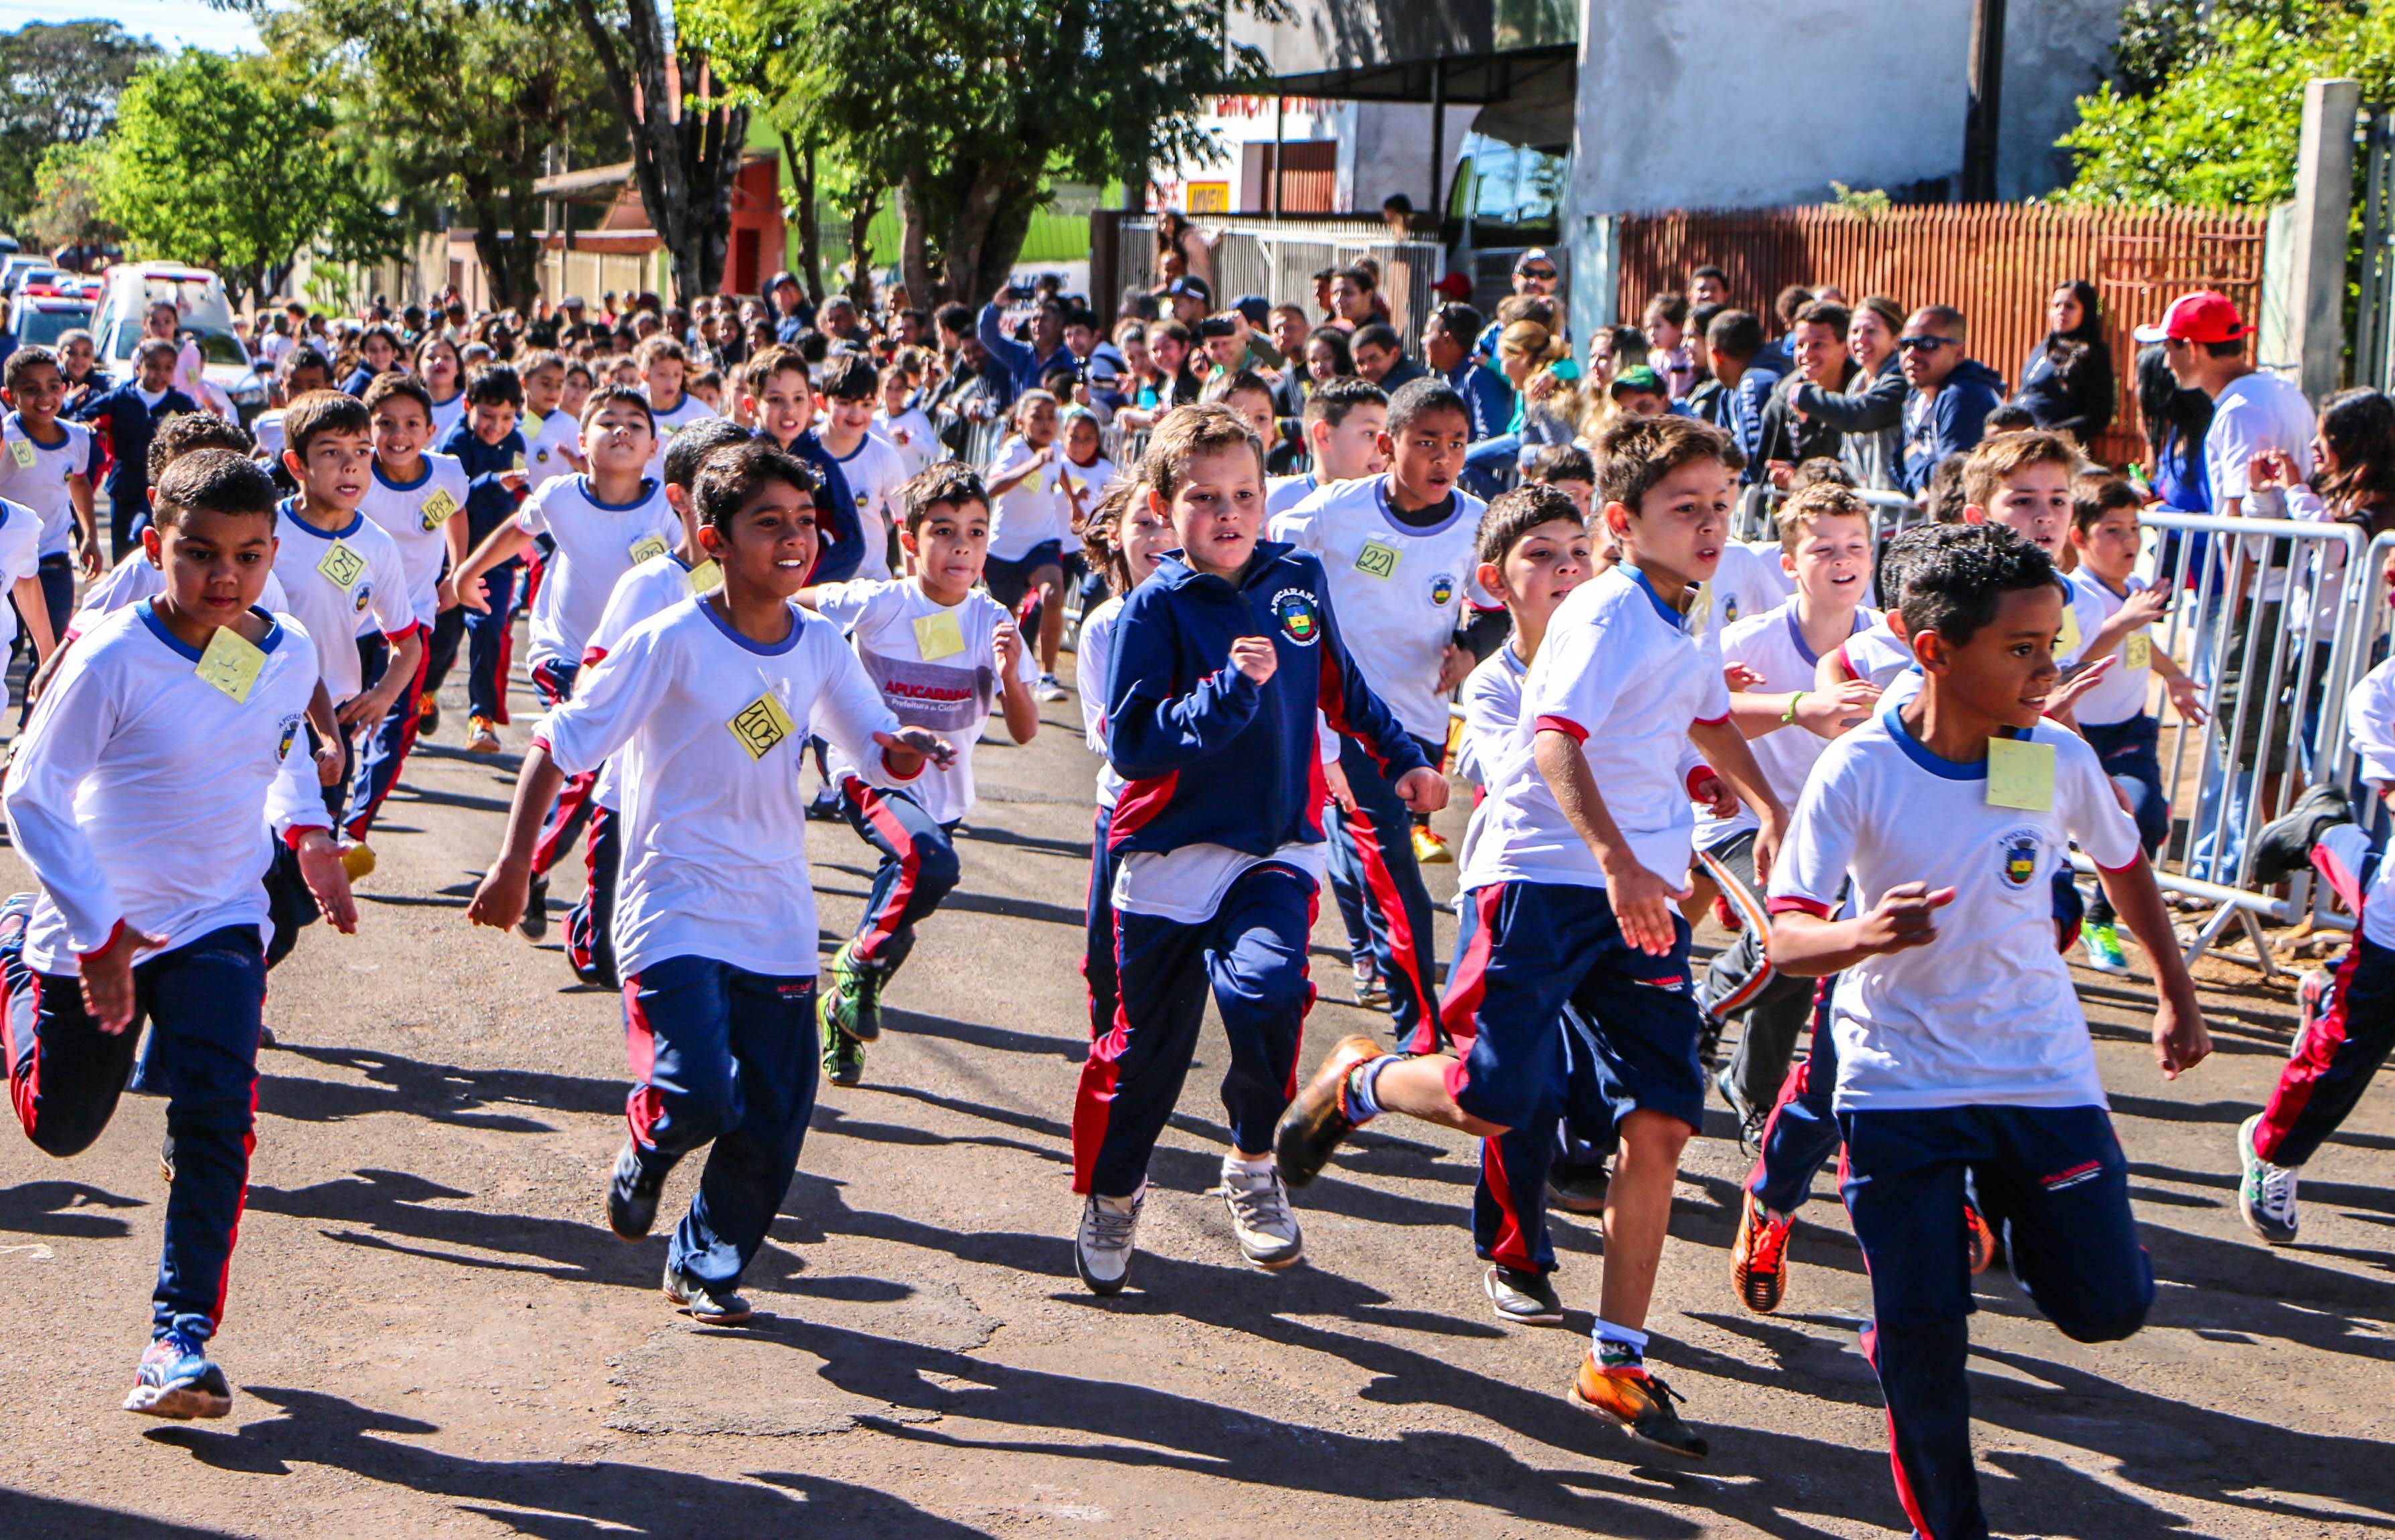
[{"xmin": 1961, "ymin": 0, "xmax": 2004, "ymax": 201}]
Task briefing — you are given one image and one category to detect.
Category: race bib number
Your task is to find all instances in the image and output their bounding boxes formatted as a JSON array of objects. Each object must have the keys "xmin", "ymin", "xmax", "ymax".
[
  {"xmin": 913, "ymin": 610, "xmax": 965, "ymax": 661},
  {"xmin": 2124, "ymin": 632, "xmax": 2152, "ymax": 671},
  {"xmin": 1986, "ymin": 738, "xmax": 2055, "ymax": 812},
  {"xmin": 195, "ymin": 625, "xmax": 265, "ymax": 703},
  {"xmin": 628, "ymin": 535, "xmax": 669, "ymax": 566},
  {"xmin": 727, "ymin": 692, "xmax": 796, "ymax": 760},
  {"xmin": 686, "ymin": 558, "xmax": 721, "ymax": 593},
  {"xmin": 7, "ymin": 439, "xmax": 32, "ymax": 468},
  {"xmin": 1354, "ymin": 538, "xmax": 1400, "ymax": 579},
  {"xmin": 510, "ymin": 453, "xmax": 526, "ymax": 473},
  {"xmin": 317, "ymin": 539, "xmax": 366, "ymax": 590},
  {"xmin": 2057, "ymin": 604, "xmax": 2081, "ymax": 660},
  {"xmin": 419, "ymin": 488, "xmax": 460, "ymax": 531}
]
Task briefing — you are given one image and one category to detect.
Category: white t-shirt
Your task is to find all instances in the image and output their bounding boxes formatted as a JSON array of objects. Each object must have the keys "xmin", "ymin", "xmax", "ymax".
[
  {"xmin": 2205, "ymin": 369, "xmax": 2315, "ymax": 602},
  {"xmin": 527, "ymin": 409, "xmax": 581, "ymax": 489},
  {"xmin": 826, "ymin": 431, "xmax": 910, "ymax": 583},
  {"xmin": 2064, "ymin": 568, "xmax": 2158, "ymax": 726},
  {"xmin": 1702, "ymin": 540, "xmax": 1797, "ymax": 640},
  {"xmin": 1265, "ymin": 471, "xmax": 1322, "ymax": 519},
  {"xmin": 0, "ymin": 499, "xmax": 43, "ymax": 650},
  {"xmin": 427, "ymin": 392, "xmax": 468, "ymax": 443},
  {"xmin": 0, "ymin": 413, "xmax": 96, "ymax": 558},
  {"xmin": 1769, "ymin": 708, "xmax": 2142, "ymax": 1111},
  {"xmin": 2346, "ymin": 657, "xmax": 2395, "ymax": 949},
  {"xmin": 642, "ymin": 392, "xmax": 719, "ymax": 478},
  {"xmin": 1077, "ymin": 593, "xmax": 1126, "ymax": 811},
  {"xmin": 271, "ymin": 502, "xmax": 417, "ymax": 699},
  {"xmin": 72, "ymin": 553, "xmax": 289, "ymax": 639},
  {"xmin": 513, "ymin": 474, "xmax": 680, "ymax": 672},
  {"xmin": 984, "ymin": 437, "xmax": 1077, "ymax": 562},
  {"xmin": 808, "ymin": 577, "xmax": 1034, "ymax": 826},
  {"xmin": 577, "ymin": 549, "xmax": 720, "ymax": 809},
  {"xmin": 872, "ymin": 407, "xmax": 939, "ymax": 478},
  {"xmin": 1268, "ymin": 476, "xmax": 1491, "ymax": 742},
  {"xmin": 1696, "ymin": 600, "xmax": 1879, "ymax": 847},
  {"xmin": 356, "ymin": 453, "xmax": 472, "ymax": 628},
  {"xmin": 534, "ymin": 596, "xmax": 904, "ymax": 981},
  {"xmin": 5, "ymin": 601, "xmax": 323, "ymax": 976},
  {"xmin": 1461, "ymin": 565, "xmax": 1732, "ymax": 893},
  {"xmin": 253, "ymin": 411, "xmax": 289, "ymax": 466}
]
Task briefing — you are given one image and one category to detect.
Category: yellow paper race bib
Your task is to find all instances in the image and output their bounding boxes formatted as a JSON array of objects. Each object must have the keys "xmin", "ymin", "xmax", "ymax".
[
  {"xmin": 913, "ymin": 610, "xmax": 965, "ymax": 661},
  {"xmin": 418, "ymin": 488, "xmax": 460, "ymax": 531},
  {"xmin": 195, "ymin": 625, "xmax": 265, "ymax": 703},
  {"xmin": 727, "ymin": 691, "xmax": 796, "ymax": 760},
  {"xmin": 1354, "ymin": 537, "xmax": 1400, "ymax": 579},
  {"xmin": 7, "ymin": 439, "xmax": 32, "ymax": 468},
  {"xmin": 317, "ymin": 539, "xmax": 366, "ymax": 590},
  {"xmin": 2057, "ymin": 603, "xmax": 2081, "ymax": 660},
  {"xmin": 629, "ymin": 535, "xmax": 669, "ymax": 567},
  {"xmin": 686, "ymin": 559, "xmax": 721, "ymax": 593},
  {"xmin": 1986, "ymin": 737, "xmax": 2056, "ymax": 812},
  {"xmin": 2124, "ymin": 632, "xmax": 2152, "ymax": 671}
]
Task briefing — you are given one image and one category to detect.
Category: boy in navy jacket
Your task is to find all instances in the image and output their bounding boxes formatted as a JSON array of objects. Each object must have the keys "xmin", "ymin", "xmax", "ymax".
[
  {"xmin": 67, "ymin": 338, "xmax": 198, "ymax": 558},
  {"xmin": 1069, "ymin": 403, "xmax": 1444, "ymax": 1295}
]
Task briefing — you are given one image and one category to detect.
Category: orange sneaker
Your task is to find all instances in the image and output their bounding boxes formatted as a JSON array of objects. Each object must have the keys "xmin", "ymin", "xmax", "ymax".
[
  {"xmin": 1964, "ymin": 1201, "xmax": 1996, "ymax": 1275},
  {"xmin": 1568, "ymin": 1355, "xmax": 1708, "ymax": 1459},
  {"xmin": 1272, "ymin": 1034, "xmax": 1385, "ymax": 1188},
  {"xmin": 1729, "ymin": 1190, "xmax": 1793, "ymax": 1314}
]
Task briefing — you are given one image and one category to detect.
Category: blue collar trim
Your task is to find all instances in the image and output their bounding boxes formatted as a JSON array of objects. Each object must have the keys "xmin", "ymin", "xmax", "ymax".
[
  {"xmin": 1375, "ymin": 478, "xmax": 1467, "ymax": 538},
  {"xmin": 579, "ymin": 475, "xmax": 658, "ymax": 512},
  {"xmin": 697, "ymin": 593, "xmax": 802, "ymax": 655},
  {"xmin": 276, "ymin": 496, "xmax": 362, "ymax": 541},
  {"xmin": 140, "ymin": 600, "xmax": 285, "ymax": 662},
  {"xmin": 1625, "ymin": 567, "xmax": 1688, "ymax": 631},
  {"xmin": 373, "ymin": 460, "xmax": 431, "ymax": 493}
]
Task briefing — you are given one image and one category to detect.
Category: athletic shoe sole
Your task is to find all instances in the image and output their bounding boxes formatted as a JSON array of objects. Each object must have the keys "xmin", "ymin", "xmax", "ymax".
[
  {"xmin": 1566, "ymin": 1382, "xmax": 1709, "ymax": 1460},
  {"xmin": 1484, "ymin": 1267, "xmax": 1565, "ymax": 1326},
  {"xmin": 123, "ymin": 1380, "xmax": 232, "ymax": 1419},
  {"xmin": 663, "ymin": 1286, "xmax": 752, "ymax": 1326}
]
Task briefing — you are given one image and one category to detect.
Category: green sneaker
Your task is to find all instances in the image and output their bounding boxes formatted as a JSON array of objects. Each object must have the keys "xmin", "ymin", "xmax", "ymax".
[
  {"xmin": 819, "ymin": 1003, "xmax": 864, "ymax": 1088},
  {"xmin": 2081, "ymin": 921, "xmax": 2128, "ymax": 975},
  {"xmin": 821, "ymin": 942, "xmax": 884, "ymax": 1043}
]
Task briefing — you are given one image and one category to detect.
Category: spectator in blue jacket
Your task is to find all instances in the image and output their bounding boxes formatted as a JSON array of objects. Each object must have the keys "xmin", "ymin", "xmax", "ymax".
[
  {"xmin": 979, "ymin": 284, "xmax": 1073, "ymax": 397},
  {"xmin": 66, "ymin": 337, "xmax": 196, "ymax": 557},
  {"xmin": 1686, "ymin": 309, "xmax": 1779, "ymax": 480},
  {"xmin": 1898, "ymin": 305, "xmax": 2006, "ymax": 493},
  {"xmin": 1422, "ymin": 303, "xmax": 1513, "ymax": 441}
]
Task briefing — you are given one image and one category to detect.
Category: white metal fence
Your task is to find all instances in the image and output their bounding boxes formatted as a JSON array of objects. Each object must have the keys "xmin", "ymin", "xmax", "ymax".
[{"xmin": 1113, "ymin": 218, "xmax": 1447, "ymax": 342}]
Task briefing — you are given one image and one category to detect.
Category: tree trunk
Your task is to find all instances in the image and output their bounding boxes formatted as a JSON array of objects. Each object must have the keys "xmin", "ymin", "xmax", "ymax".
[
  {"xmin": 464, "ymin": 180, "xmax": 544, "ymax": 313},
  {"xmin": 845, "ymin": 186, "xmax": 881, "ymax": 308},
  {"xmin": 784, "ymin": 132, "xmax": 823, "ymax": 303},
  {"xmin": 898, "ymin": 172, "xmax": 936, "ymax": 306},
  {"xmin": 975, "ymin": 184, "xmax": 1038, "ymax": 299}
]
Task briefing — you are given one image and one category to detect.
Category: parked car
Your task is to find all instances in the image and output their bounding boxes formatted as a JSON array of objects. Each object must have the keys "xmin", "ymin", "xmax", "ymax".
[
  {"xmin": 4, "ymin": 292, "xmax": 94, "ymax": 352},
  {"xmin": 90, "ymin": 262, "xmax": 269, "ymax": 421}
]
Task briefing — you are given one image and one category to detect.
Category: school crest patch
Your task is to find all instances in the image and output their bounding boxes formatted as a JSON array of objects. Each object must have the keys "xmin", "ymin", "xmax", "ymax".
[
  {"xmin": 1999, "ymin": 827, "xmax": 2043, "ymax": 889},
  {"xmin": 1270, "ymin": 587, "xmax": 1321, "ymax": 646},
  {"xmin": 277, "ymin": 712, "xmax": 303, "ymax": 760},
  {"xmin": 352, "ymin": 580, "xmax": 374, "ymax": 614},
  {"xmin": 1429, "ymin": 573, "xmax": 1457, "ymax": 607}
]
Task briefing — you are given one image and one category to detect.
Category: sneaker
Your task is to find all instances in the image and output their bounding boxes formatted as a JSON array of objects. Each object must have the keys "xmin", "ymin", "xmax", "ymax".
[
  {"xmin": 1412, "ymin": 825, "xmax": 1452, "ymax": 865},
  {"xmin": 1964, "ymin": 1201, "xmax": 1998, "ymax": 1275},
  {"xmin": 805, "ymin": 783, "xmax": 845, "ymax": 822},
  {"xmin": 1484, "ymin": 1263, "xmax": 1565, "ymax": 1326},
  {"xmin": 1074, "ymin": 1190, "xmax": 1143, "ymax": 1295},
  {"xmin": 1349, "ymin": 959, "xmax": 1389, "ymax": 1011},
  {"xmin": 1567, "ymin": 1355, "xmax": 1708, "ymax": 1459},
  {"xmin": 1219, "ymin": 1157, "xmax": 1303, "ymax": 1269},
  {"xmin": 338, "ymin": 840, "xmax": 377, "ymax": 882},
  {"xmin": 1546, "ymin": 1153, "xmax": 1611, "ymax": 1214},
  {"xmin": 1274, "ymin": 1034, "xmax": 1386, "ymax": 1188},
  {"xmin": 606, "ymin": 1139, "xmax": 669, "ymax": 1240},
  {"xmin": 123, "ymin": 1330, "xmax": 232, "ymax": 1419},
  {"xmin": 663, "ymin": 1263, "xmax": 752, "ymax": 1324},
  {"xmin": 2293, "ymin": 965, "xmax": 2333, "ymax": 1062},
  {"xmin": 1715, "ymin": 1065, "xmax": 1764, "ymax": 1151},
  {"xmin": 2081, "ymin": 920, "xmax": 2128, "ymax": 975},
  {"xmin": 416, "ymin": 691, "xmax": 440, "ymax": 736},
  {"xmin": 2251, "ymin": 783, "xmax": 2353, "ymax": 886},
  {"xmin": 466, "ymin": 715, "xmax": 500, "ymax": 754},
  {"xmin": 517, "ymin": 873, "xmax": 548, "ymax": 941},
  {"xmin": 821, "ymin": 1009, "xmax": 864, "ymax": 1088},
  {"xmin": 1036, "ymin": 672, "xmax": 1069, "ymax": 703},
  {"xmin": 2237, "ymin": 1113, "xmax": 2300, "ymax": 1243},
  {"xmin": 819, "ymin": 941, "xmax": 884, "ymax": 1044},
  {"xmin": 1730, "ymin": 1190, "xmax": 1793, "ymax": 1314}
]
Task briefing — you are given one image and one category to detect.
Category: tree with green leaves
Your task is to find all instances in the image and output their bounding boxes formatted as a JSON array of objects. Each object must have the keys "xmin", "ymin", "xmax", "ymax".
[
  {"xmin": 689, "ymin": 0, "xmax": 1277, "ymax": 305},
  {"xmin": 246, "ymin": 0, "xmax": 612, "ymax": 312},
  {"xmin": 98, "ymin": 50, "xmax": 401, "ymax": 305},
  {"xmin": 27, "ymin": 138, "xmax": 117, "ymax": 253},
  {"xmin": 0, "ymin": 21, "xmax": 159, "ymax": 233}
]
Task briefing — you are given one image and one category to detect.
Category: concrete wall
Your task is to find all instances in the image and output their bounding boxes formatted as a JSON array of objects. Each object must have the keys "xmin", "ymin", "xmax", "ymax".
[
  {"xmin": 1345, "ymin": 103, "xmax": 1479, "ymax": 214},
  {"xmin": 1998, "ymin": 0, "xmax": 2129, "ymax": 199}
]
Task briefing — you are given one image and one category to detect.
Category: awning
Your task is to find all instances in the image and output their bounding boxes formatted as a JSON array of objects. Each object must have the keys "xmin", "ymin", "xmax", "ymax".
[{"xmin": 1251, "ymin": 44, "xmax": 1576, "ymax": 107}]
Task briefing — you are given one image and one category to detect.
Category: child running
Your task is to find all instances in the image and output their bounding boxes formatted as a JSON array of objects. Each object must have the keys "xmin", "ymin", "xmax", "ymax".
[
  {"xmin": 466, "ymin": 441, "xmax": 948, "ymax": 1324},
  {"xmin": 1276, "ymin": 413, "xmax": 1785, "ymax": 1458},
  {"xmin": 0, "ymin": 347, "xmax": 104, "ymax": 658},
  {"xmin": 812, "ymin": 352, "xmax": 908, "ymax": 581},
  {"xmin": 800, "ymin": 462, "xmax": 1039, "ymax": 1087},
  {"xmin": 1765, "ymin": 522, "xmax": 2207, "ymax": 1540},
  {"xmin": 3, "ymin": 449, "xmax": 356, "ymax": 1419},
  {"xmin": 981, "ymin": 390, "xmax": 1075, "ymax": 702},
  {"xmin": 1264, "ymin": 376, "xmax": 1387, "ymax": 517},
  {"xmin": 1071, "ymin": 403, "xmax": 1441, "ymax": 1293}
]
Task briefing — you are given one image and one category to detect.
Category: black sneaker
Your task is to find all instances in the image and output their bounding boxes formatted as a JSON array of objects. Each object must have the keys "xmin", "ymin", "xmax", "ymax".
[
  {"xmin": 1484, "ymin": 1263, "xmax": 1566, "ymax": 1326},
  {"xmin": 517, "ymin": 873, "xmax": 550, "ymax": 941},
  {"xmin": 1546, "ymin": 1153, "xmax": 1611, "ymax": 1214},
  {"xmin": 2251, "ymin": 784, "xmax": 2353, "ymax": 886},
  {"xmin": 606, "ymin": 1139, "xmax": 669, "ymax": 1239}
]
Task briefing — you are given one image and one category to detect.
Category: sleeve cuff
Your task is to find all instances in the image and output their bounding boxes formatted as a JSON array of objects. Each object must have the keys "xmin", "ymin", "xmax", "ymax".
[
  {"xmin": 1767, "ymin": 896, "xmax": 1834, "ymax": 919},
  {"xmin": 528, "ymin": 734, "xmax": 553, "ymax": 756},
  {"xmin": 1830, "ymin": 644, "xmax": 1859, "ymax": 683},
  {"xmin": 1533, "ymin": 714, "xmax": 1586, "ymax": 743},
  {"xmin": 1685, "ymin": 765, "xmax": 1716, "ymax": 799},
  {"xmin": 2094, "ymin": 852, "xmax": 2145, "ymax": 874},
  {"xmin": 879, "ymin": 744, "xmax": 929, "ymax": 782},
  {"xmin": 1693, "ymin": 711, "xmax": 1730, "ymax": 726},
  {"xmin": 75, "ymin": 917, "xmax": 127, "ymax": 965},
  {"xmin": 282, "ymin": 823, "xmax": 330, "ymax": 851},
  {"xmin": 383, "ymin": 624, "xmax": 421, "ymax": 644}
]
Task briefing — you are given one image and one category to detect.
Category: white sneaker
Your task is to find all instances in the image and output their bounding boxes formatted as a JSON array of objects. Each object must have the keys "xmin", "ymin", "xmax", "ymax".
[
  {"xmin": 1075, "ymin": 1189, "xmax": 1143, "ymax": 1295},
  {"xmin": 1036, "ymin": 673, "xmax": 1069, "ymax": 703},
  {"xmin": 2237, "ymin": 1113, "xmax": 2299, "ymax": 1244},
  {"xmin": 1220, "ymin": 1156, "xmax": 1303, "ymax": 1269}
]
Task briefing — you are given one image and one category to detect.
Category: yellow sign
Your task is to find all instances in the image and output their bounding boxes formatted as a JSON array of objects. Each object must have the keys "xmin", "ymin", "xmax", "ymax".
[
  {"xmin": 418, "ymin": 489, "xmax": 460, "ymax": 531},
  {"xmin": 686, "ymin": 559, "xmax": 722, "ymax": 593},
  {"xmin": 7, "ymin": 439, "xmax": 32, "ymax": 468},
  {"xmin": 1353, "ymin": 538, "xmax": 1400, "ymax": 579},
  {"xmin": 629, "ymin": 535, "xmax": 669, "ymax": 566},
  {"xmin": 2124, "ymin": 632, "xmax": 2152, "ymax": 671},
  {"xmin": 317, "ymin": 539, "xmax": 366, "ymax": 589},
  {"xmin": 913, "ymin": 609, "xmax": 965, "ymax": 661},
  {"xmin": 194, "ymin": 624, "xmax": 265, "ymax": 703},
  {"xmin": 1986, "ymin": 737, "xmax": 2056, "ymax": 812},
  {"xmin": 727, "ymin": 691, "xmax": 796, "ymax": 760},
  {"xmin": 2057, "ymin": 603, "xmax": 2080, "ymax": 660}
]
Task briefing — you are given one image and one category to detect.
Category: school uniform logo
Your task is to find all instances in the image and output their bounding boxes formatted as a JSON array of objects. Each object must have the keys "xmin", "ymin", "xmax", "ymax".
[
  {"xmin": 352, "ymin": 580, "xmax": 374, "ymax": 615},
  {"xmin": 1270, "ymin": 587, "xmax": 1321, "ymax": 646},
  {"xmin": 1999, "ymin": 828, "xmax": 2043, "ymax": 889},
  {"xmin": 276, "ymin": 712, "xmax": 303, "ymax": 760},
  {"xmin": 1429, "ymin": 573, "xmax": 1456, "ymax": 607}
]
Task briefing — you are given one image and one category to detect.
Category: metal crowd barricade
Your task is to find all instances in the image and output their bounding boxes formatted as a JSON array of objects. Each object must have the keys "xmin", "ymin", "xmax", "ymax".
[
  {"xmin": 1741, "ymin": 484, "xmax": 1923, "ymax": 547},
  {"xmin": 2309, "ymin": 527, "xmax": 2395, "ymax": 924},
  {"xmin": 2109, "ymin": 512, "xmax": 2371, "ymax": 977}
]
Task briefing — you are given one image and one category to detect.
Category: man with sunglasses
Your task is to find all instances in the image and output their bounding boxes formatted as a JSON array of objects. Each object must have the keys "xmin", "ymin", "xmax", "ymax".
[
  {"xmin": 1477, "ymin": 250, "xmax": 1564, "ymax": 364},
  {"xmin": 1897, "ymin": 305, "xmax": 2004, "ymax": 493}
]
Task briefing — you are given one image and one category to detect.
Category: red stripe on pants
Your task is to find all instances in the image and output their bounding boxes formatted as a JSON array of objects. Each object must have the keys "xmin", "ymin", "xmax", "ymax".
[
  {"xmin": 845, "ymin": 776, "xmax": 920, "ymax": 965},
  {"xmin": 622, "ymin": 971, "xmax": 665, "ymax": 1147},
  {"xmin": 2254, "ymin": 920, "xmax": 2370, "ymax": 1164},
  {"xmin": 1344, "ymin": 806, "xmax": 1434, "ymax": 1050}
]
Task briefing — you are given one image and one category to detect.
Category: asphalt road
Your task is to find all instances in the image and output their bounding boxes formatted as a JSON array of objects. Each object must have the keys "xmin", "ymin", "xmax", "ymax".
[{"xmin": 3, "ymin": 643, "xmax": 2391, "ymax": 1539}]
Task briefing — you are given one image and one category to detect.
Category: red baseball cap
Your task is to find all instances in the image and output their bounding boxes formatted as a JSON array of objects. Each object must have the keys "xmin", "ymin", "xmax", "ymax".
[
  {"xmin": 2134, "ymin": 290, "xmax": 2251, "ymax": 345},
  {"xmin": 1432, "ymin": 271, "xmax": 1473, "ymax": 301}
]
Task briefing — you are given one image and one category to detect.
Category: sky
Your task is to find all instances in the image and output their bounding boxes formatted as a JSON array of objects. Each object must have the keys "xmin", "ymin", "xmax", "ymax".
[{"xmin": 3, "ymin": 2, "xmax": 263, "ymax": 53}]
